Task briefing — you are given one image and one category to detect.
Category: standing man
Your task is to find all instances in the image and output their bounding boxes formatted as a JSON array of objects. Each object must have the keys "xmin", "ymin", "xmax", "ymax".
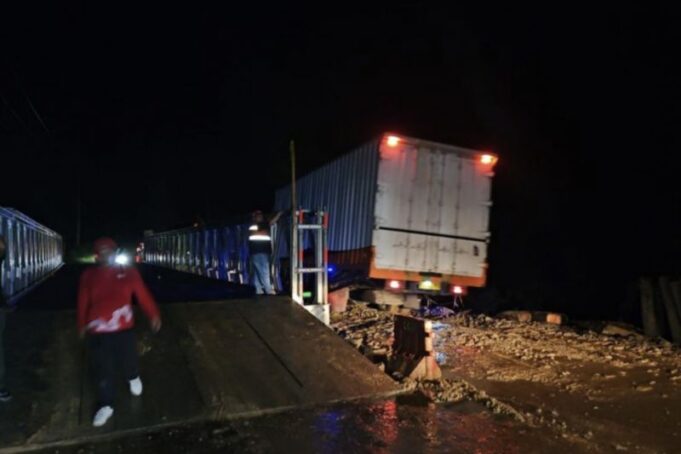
[
  {"xmin": 248, "ymin": 210, "xmax": 282, "ymax": 295},
  {"xmin": 0, "ymin": 235, "xmax": 11, "ymax": 402},
  {"xmin": 78, "ymin": 237, "xmax": 161, "ymax": 427}
]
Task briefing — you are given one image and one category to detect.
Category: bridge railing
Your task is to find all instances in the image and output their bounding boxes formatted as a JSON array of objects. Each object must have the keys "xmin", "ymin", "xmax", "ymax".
[
  {"xmin": 143, "ymin": 224, "xmax": 251, "ymax": 284},
  {"xmin": 0, "ymin": 207, "xmax": 63, "ymax": 303}
]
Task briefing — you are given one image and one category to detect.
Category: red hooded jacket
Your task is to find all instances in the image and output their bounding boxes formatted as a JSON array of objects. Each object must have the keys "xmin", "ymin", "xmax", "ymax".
[{"xmin": 77, "ymin": 265, "xmax": 160, "ymax": 334}]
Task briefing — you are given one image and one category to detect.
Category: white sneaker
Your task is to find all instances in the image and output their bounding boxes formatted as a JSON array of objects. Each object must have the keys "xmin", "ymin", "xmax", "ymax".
[
  {"xmin": 92, "ymin": 406, "xmax": 114, "ymax": 427},
  {"xmin": 129, "ymin": 377, "xmax": 143, "ymax": 396}
]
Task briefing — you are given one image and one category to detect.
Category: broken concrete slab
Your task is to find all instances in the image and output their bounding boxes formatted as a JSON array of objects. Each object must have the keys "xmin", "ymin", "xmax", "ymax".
[{"xmin": 328, "ymin": 287, "xmax": 349, "ymax": 313}]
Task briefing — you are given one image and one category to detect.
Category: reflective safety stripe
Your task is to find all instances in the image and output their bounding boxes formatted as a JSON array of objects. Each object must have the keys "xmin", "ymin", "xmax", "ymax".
[
  {"xmin": 249, "ymin": 222, "xmax": 271, "ymax": 241},
  {"xmin": 86, "ymin": 305, "xmax": 133, "ymax": 333}
]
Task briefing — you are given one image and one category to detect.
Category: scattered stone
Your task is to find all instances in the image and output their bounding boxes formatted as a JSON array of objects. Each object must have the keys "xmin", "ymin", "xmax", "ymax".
[
  {"xmin": 414, "ymin": 378, "xmax": 526, "ymax": 423},
  {"xmin": 330, "ymin": 297, "xmax": 681, "ymax": 449},
  {"xmin": 602, "ymin": 323, "xmax": 641, "ymax": 337},
  {"xmin": 496, "ymin": 310, "xmax": 532, "ymax": 323},
  {"xmin": 212, "ymin": 427, "xmax": 233, "ymax": 436}
]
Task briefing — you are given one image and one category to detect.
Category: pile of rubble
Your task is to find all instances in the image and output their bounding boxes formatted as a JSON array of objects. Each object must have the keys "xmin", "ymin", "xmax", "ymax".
[
  {"xmin": 406, "ymin": 378, "xmax": 527, "ymax": 422},
  {"xmin": 330, "ymin": 301, "xmax": 395, "ymax": 360},
  {"xmin": 329, "ymin": 300, "xmax": 458, "ymax": 357},
  {"xmin": 331, "ymin": 300, "xmax": 681, "ymax": 388},
  {"xmin": 331, "ymin": 299, "xmax": 681, "ymax": 450},
  {"xmin": 442, "ymin": 312, "xmax": 681, "ymax": 373}
]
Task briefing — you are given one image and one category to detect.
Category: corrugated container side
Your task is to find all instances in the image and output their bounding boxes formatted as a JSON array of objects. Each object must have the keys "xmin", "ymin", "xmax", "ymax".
[{"xmin": 273, "ymin": 140, "xmax": 381, "ymax": 253}]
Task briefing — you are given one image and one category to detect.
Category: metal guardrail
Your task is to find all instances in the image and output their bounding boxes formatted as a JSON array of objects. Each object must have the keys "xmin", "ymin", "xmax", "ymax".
[
  {"xmin": 0, "ymin": 207, "xmax": 63, "ymax": 304},
  {"xmin": 143, "ymin": 224, "xmax": 252, "ymax": 284}
]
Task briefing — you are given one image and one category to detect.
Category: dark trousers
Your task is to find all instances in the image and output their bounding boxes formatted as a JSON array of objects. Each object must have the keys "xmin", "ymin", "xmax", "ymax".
[{"xmin": 88, "ymin": 329, "xmax": 139, "ymax": 408}]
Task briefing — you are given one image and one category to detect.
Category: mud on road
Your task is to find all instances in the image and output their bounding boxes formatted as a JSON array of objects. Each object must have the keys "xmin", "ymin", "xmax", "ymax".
[
  {"xmin": 14, "ymin": 295, "xmax": 681, "ymax": 453},
  {"xmin": 331, "ymin": 302, "xmax": 681, "ymax": 453}
]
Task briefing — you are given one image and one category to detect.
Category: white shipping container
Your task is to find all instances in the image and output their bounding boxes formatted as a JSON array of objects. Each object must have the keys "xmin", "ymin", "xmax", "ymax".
[
  {"xmin": 373, "ymin": 136, "xmax": 492, "ymax": 279},
  {"xmin": 274, "ymin": 133, "xmax": 496, "ymax": 289}
]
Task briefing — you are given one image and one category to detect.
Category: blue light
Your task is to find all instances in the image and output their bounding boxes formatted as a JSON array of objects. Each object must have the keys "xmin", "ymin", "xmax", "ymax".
[
  {"xmin": 313, "ymin": 410, "xmax": 343, "ymax": 438},
  {"xmin": 327, "ymin": 265, "xmax": 336, "ymax": 274}
]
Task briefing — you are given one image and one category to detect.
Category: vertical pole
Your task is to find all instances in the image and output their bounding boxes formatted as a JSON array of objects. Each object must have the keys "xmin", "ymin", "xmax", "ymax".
[
  {"xmin": 322, "ymin": 210, "xmax": 329, "ymax": 305},
  {"xmin": 640, "ymin": 277, "xmax": 660, "ymax": 338},
  {"xmin": 270, "ymin": 222, "xmax": 278, "ymax": 290},
  {"xmin": 298, "ymin": 209, "xmax": 305, "ymax": 303},
  {"xmin": 291, "ymin": 211, "xmax": 297, "ymax": 302},
  {"xmin": 290, "ymin": 140, "xmax": 298, "ymax": 302},
  {"xmin": 316, "ymin": 211, "xmax": 323, "ymax": 304},
  {"xmin": 75, "ymin": 186, "xmax": 82, "ymax": 247}
]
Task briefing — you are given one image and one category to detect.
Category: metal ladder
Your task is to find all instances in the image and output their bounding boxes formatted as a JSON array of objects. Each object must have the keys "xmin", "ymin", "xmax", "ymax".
[{"xmin": 291, "ymin": 209, "xmax": 329, "ymax": 325}]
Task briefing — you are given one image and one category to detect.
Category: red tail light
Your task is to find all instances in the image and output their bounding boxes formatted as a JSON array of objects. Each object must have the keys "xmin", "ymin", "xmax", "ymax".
[
  {"xmin": 387, "ymin": 135, "xmax": 401, "ymax": 147},
  {"xmin": 480, "ymin": 154, "xmax": 498, "ymax": 166}
]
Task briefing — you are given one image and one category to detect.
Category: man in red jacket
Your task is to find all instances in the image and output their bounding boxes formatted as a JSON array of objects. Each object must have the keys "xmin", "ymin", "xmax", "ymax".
[{"xmin": 78, "ymin": 237, "xmax": 161, "ymax": 427}]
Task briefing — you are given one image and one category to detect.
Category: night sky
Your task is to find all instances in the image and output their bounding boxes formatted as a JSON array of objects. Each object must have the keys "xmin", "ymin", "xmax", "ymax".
[{"xmin": 2, "ymin": 4, "xmax": 680, "ymax": 317}]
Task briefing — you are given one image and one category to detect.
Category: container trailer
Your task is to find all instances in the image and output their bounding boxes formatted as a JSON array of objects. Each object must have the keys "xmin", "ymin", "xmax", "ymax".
[
  {"xmin": 273, "ymin": 133, "xmax": 497, "ymax": 296},
  {"xmin": 144, "ymin": 133, "xmax": 497, "ymax": 299}
]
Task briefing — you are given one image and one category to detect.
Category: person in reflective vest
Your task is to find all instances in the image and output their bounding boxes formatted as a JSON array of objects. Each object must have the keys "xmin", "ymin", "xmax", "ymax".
[{"xmin": 248, "ymin": 210, "xmax": 282, "ymax": 295}]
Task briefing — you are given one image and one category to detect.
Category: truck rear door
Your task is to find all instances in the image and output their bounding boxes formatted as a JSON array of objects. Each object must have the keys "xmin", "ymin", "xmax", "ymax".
[{"xmin": 372, "ymin": 138, "xmax": 493, "ymax": 280}]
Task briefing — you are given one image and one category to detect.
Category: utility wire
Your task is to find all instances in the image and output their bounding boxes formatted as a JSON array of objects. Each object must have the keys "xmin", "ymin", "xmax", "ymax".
[
  {"xmin": 25, "ymin": 93, "xmax": 50, "ymax": 134},
  {"xmin": 0, "ymin": 92, "xmax": 34, "ymax": 135},
  {"xmin": 11, "ymin": 66, "xmax": 51, "ymax": 135}
]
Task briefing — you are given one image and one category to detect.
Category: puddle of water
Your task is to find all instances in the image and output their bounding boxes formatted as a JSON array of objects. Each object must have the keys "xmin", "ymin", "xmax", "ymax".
[
  {"xmin": 244, "ymin": 397, "xmax": 581, "ymax": 453},
  {"xmin": 43, "ymin": 396, "xmax": 581, "ymax": 454}
]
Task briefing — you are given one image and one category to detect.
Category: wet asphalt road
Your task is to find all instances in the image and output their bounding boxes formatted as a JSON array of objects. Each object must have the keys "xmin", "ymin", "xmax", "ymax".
[
  {"xmin": 34, "ymin": 396, "xmax": 573, "ymax": 454},
  {"xmin": 12, "ymin": 263, "xmax": 254, "ymax": 312}
]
